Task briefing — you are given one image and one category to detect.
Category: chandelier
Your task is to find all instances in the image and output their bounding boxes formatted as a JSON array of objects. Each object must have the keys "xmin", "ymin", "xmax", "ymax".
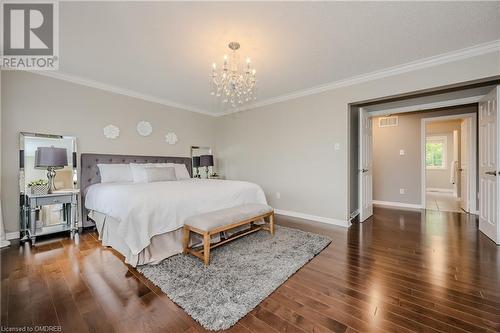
[{"xmin": 210, "ymin": 42, "xmax": 256, "ymax": 107}]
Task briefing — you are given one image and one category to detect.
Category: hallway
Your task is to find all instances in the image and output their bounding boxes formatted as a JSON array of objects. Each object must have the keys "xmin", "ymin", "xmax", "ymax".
[{"xmin": 426, "ymin": 191, "xmax": 463, "ymax": 213}]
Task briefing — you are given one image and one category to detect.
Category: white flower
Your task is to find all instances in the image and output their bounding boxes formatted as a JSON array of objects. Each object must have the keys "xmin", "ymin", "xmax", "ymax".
[
  {"xmin": 165, "ymin": 132, "xmax": 178, "ymax": 145},
  {"xmin": 103, "ymin": 125, "xmax": 120, "ymax": 139},
  {"xmin": 137, "ymin": 121, "xmax": 153, "ymax": 136}
]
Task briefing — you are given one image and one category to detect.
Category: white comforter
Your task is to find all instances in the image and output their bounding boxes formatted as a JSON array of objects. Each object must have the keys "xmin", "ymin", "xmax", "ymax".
[{"xmin": 85, "ymin": 179, "xmax": 267, "ymax": 255}]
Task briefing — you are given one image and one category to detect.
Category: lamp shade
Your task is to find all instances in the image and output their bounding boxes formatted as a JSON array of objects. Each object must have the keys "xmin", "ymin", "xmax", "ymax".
[
  {"xmin": 192, "ymin": 156, "xmax": 201, "ymax": 168},
  {"xmin": 35, "ymin": 147, "xmax": 68, "ymax": 168},
  {"xmin": 199, "ymin": 154, "xmax": 214, "ymax": 167}
]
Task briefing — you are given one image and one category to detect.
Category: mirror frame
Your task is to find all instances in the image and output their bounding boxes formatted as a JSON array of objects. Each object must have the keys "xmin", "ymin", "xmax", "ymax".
[{"xmin": 19, "ymin": 132, "xmax": 78, "ymax": 195}]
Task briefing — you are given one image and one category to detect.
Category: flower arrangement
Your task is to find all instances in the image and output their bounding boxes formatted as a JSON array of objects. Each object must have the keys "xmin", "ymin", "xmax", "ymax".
[
  {"xmin": 27, "ymin": 179, "xmax": 48, "ymax": 195},
  {"xmin": 27, "ymin": 179, "xmax": 48, "ymax": 187}
]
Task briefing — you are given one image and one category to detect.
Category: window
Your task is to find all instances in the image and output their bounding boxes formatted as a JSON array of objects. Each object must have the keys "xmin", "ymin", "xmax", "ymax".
[{"xmin": 426, "ymin": 136, "xmax": 447, "ymax": 169}]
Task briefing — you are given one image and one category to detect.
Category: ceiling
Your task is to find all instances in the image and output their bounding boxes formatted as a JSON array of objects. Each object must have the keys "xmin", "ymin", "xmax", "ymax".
[{"xmin": 55, "ymin": 1, "xmax": 500, "ymax": 115}]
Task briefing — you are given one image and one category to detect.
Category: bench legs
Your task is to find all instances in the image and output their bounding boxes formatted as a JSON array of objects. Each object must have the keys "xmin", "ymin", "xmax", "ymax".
[
  {"xmin": 269, "ymin": 212, "xmax": 275, "ymax": 235},
  {"xmin": 183, "ymin": 227, "xmax": 190, "ymax": 254},
  {"xmin": 203, "ymin": 233, "xmax": 211, "ymax": 266},
  {"xmin": 183, "ymin": 211, "xmax": 274, "ymax": 267}
]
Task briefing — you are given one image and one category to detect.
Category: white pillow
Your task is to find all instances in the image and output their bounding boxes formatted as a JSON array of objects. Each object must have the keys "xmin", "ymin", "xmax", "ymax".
[
  {"xmin": 145, "ymin": 167, "xmax": 176, "ymax": 183},
  {"xmin": 174, "ymin": 163, "xmax": 191, "ymax": 180},
  {"xmin": 130, "ymin": 163, "xmax": 169, "ymax": 183},
  {"xmin": 97, "ymin": 164, "xmax": 132, "ymax": 183}
]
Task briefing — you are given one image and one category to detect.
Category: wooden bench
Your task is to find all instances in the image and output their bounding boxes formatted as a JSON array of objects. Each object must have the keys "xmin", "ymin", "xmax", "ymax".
[{"xmin": 183, "ymin": 204, "xmax": 274, "ymax": 266}]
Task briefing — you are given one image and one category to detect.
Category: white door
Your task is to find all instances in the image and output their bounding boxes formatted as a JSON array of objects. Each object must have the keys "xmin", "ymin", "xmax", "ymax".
[
  {"xmin": 453, "ymin": 130, "xmax": 459, "ymax": 198},
  {"xmin": 460, "ymin": 119, "xmax": 469, "ymax": 212},
  {"xmin": 359, "ymin": 108, "xmax": 373, "ymax": 222},
  {"xmin": 479, "ymin": 86, "xmax": 500, "ymax": 244}
]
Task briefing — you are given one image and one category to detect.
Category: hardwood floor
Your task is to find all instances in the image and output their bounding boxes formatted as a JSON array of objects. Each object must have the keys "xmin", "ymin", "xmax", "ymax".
[{"xmin": 1, "ymin": 207, "xmax": 499, "ymax": 333}]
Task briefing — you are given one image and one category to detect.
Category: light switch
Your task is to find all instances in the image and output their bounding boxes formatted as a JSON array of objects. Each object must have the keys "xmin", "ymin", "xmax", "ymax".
[
  {"xmin": 276, "ymin": 192, "xmax": 281, "ymax": 199},
  {"xmin": 399, "ymin": 149, "xmax": 405, "ymax": 156},
  {"xmin": 334, "ymin": 143, "xmax": 340, "ymax": 150}
]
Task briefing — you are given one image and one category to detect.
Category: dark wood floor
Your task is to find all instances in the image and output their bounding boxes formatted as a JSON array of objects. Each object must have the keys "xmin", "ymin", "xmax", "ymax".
[{"xmin": 1, "ymin": 207, "xmax": 499, "ymax": 333}]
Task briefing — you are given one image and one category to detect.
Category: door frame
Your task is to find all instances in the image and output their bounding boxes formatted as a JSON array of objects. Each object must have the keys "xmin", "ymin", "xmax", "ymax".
[{"xmin": 420, "ymin": 113, "xmax": 477, "ymax": 213}]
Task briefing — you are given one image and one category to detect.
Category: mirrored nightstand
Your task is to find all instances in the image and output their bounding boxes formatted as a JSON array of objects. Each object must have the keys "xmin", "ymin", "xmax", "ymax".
[{"xmin": 21, "ymin": 190, "xmax": 79, "ymax": 245}]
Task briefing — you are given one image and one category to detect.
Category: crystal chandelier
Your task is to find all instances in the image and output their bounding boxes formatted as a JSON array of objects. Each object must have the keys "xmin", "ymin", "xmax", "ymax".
[{"xmin": 210, "ymin": 42, "xmax": 256, "ymax": 107}]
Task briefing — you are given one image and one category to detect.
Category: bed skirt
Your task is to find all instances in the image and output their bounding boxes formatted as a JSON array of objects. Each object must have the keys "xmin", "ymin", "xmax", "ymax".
[{"xmin": 89, "ymin": 210, "xmax": 186, "ymax": 266}]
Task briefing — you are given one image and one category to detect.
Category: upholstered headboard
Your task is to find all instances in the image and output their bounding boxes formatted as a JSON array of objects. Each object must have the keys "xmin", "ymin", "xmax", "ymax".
[{"xmin": 80, "ymin": 153, "xmax": 192, "ymax": 227}]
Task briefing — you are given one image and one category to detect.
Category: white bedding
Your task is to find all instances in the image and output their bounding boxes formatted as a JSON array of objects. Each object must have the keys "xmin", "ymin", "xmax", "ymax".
[{"xmin": 84, "ymin": 179, "xmax": 267, "ymax": 256}]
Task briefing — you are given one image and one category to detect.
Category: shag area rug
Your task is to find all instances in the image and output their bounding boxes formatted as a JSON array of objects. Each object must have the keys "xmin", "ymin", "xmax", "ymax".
[{"xmin": 137, "ymin": 225, "xmax": 331, "ymax": 331}]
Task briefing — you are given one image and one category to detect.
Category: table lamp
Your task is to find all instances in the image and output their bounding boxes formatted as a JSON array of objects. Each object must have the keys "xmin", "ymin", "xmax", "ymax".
[
  {"xmin": 200, "ymin": 155, "xmax": 214, "ymax": 179},
  {"xmin": 35, "ymin": 146, "xmax": 68, "ymax": 194}
]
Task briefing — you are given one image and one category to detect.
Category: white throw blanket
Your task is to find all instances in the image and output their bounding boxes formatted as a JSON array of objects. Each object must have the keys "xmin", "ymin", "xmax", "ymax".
[{"xmin": 85, "ymin": 179, "xmax": 267, "ymax": 255}]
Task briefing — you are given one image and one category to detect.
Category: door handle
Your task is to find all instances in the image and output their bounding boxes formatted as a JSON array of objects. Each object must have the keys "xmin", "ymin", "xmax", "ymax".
[
  {"xmin": 360, "ymin": 169, "xmax": 369, "ymax": 173},
  {"xmin": 485, "ymin": 171, "xmax": 497, "ymax": 176}
]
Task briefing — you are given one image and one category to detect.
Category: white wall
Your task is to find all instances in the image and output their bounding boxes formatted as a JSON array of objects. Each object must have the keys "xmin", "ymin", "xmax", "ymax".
[
  {"xmin": 372, "ymin": 108, "xmax": 473, "ymax": 205},
  {"xmin": 2, "ymin": 51, "xmax": 499, "ymax": 232},
  {"xmin": 1, "ymin": 71, "xmax": 217, "ymax": 233},
  {"xmin": 216, "ymin": 51, "xmax": 500, "ymax": 223}
]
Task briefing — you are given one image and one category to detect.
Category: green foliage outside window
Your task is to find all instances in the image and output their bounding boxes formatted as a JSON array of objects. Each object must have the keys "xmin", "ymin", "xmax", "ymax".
[{"xmin": 426, "ymin": 142, "xmax": 444, "ymax": 168}]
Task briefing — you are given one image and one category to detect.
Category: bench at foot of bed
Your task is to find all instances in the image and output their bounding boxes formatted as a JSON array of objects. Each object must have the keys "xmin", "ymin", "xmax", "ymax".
[{"xmin": 183, "ymin": 204, "xmax": 274, "ymax": 266}]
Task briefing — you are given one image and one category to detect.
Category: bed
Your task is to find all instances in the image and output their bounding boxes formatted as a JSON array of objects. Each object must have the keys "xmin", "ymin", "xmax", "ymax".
[{"xmin": 80, "ymin": 153, "xmax": 267, "ymax": 266}]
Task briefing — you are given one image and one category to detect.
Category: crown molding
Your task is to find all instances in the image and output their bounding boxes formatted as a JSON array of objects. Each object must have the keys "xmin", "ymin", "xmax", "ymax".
[
  {"xmin": 228, "ymin": 39, "xmax": 500, "ymax": 115},
  {"xmin": 28, "ymin": 70, "xmax": 218, "ymax": 116},
  {"xmin": 27, "ymin": 39, "xmax": 500, "ymax": 118}
]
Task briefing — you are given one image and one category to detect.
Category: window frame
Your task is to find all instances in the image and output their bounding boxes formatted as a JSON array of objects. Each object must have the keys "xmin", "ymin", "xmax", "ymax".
[{"xmin": 425, "ymin": 135, "xmax": 447, "ymax": 170}]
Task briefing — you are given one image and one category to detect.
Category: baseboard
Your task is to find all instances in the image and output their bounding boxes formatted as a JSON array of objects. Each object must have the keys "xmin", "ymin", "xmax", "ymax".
[
  {"xmin": 6, "ymin": 232, "xmax": 20, "ymax": 240},
  {"xmin": 274, "ymin": 209, "xmax": 351, "ymax": 228},
  {"xmin": 426, "ymin": 188, "xmax": 454, "ymax": 193},
  {"xmin": 372, "ymin": 200, "xmax": 424, "ymax": 210}
]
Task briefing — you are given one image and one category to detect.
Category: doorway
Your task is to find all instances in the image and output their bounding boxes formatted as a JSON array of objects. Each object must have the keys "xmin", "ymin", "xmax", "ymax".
[
  {"xmin": 349, "ymin": 83, "xmax": 500, "ymax": 245},
  {"xmin": 422, "ymin": 114, "xmax": 477, "ymax": 213}
]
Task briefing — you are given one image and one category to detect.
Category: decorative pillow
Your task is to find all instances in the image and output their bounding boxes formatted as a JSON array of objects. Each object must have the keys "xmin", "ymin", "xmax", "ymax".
[
  {"xmin": 174, "ymin": 163, "xmax": 191, "ymax": 180},
  {"xmin": 97, "ymin": 164, "xmax": 132, "ymax": 183},
  {"xmin": 130, "ymin": 163, "xmax": 169, "ymax": 183},
  {"xmin": 145, "ymin": 167, "xmax": 176, "ymax": 183}
]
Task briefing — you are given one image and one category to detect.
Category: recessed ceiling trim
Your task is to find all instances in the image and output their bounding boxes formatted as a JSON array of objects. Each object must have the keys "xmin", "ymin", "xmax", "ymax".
[
  {"xmin": 228, "ymin": 39, "xmax": 500, "ymax": 116},
  {"xmin": 367, "ymin": 95, "xmax": 483, "ymax": 117},
  {"xmin": 28, "ymin": 70, "xmax": 220, "ymax": 116}
]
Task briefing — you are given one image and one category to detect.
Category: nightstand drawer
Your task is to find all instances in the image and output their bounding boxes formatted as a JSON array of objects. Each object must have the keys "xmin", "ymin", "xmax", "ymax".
[{"xmin": 35, "ymin": 195, "xmax": 72, "ymax": 206}]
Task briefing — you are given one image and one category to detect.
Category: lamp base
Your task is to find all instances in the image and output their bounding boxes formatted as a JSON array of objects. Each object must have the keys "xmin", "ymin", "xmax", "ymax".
[{"xmin": 47, "ymin": 167, "xmax": 57, "ymax": 194}]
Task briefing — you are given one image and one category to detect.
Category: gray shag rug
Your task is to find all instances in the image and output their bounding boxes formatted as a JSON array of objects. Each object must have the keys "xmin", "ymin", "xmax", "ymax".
[{"xmin": 137, "ymin": 225, "xmax": 331, "ymax": 331}]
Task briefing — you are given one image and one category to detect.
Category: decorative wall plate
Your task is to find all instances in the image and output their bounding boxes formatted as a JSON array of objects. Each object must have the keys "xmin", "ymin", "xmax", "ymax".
[
  {"xmin": 103, "ymin": 124, "xmax": 120, "ymax": 139},
  {"xmin": 137, "ymin": 121, "xmax": 153, "ymax": 136},
  {"xmin": 165, "ymin": 132, "xmax": 178, "ymax": 145}
]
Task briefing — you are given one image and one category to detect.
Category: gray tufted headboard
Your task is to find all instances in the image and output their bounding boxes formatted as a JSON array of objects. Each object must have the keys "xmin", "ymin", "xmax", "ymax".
[{"xmin": 80, "ymin": 153, "xmax": 192, "ymax": 227}]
